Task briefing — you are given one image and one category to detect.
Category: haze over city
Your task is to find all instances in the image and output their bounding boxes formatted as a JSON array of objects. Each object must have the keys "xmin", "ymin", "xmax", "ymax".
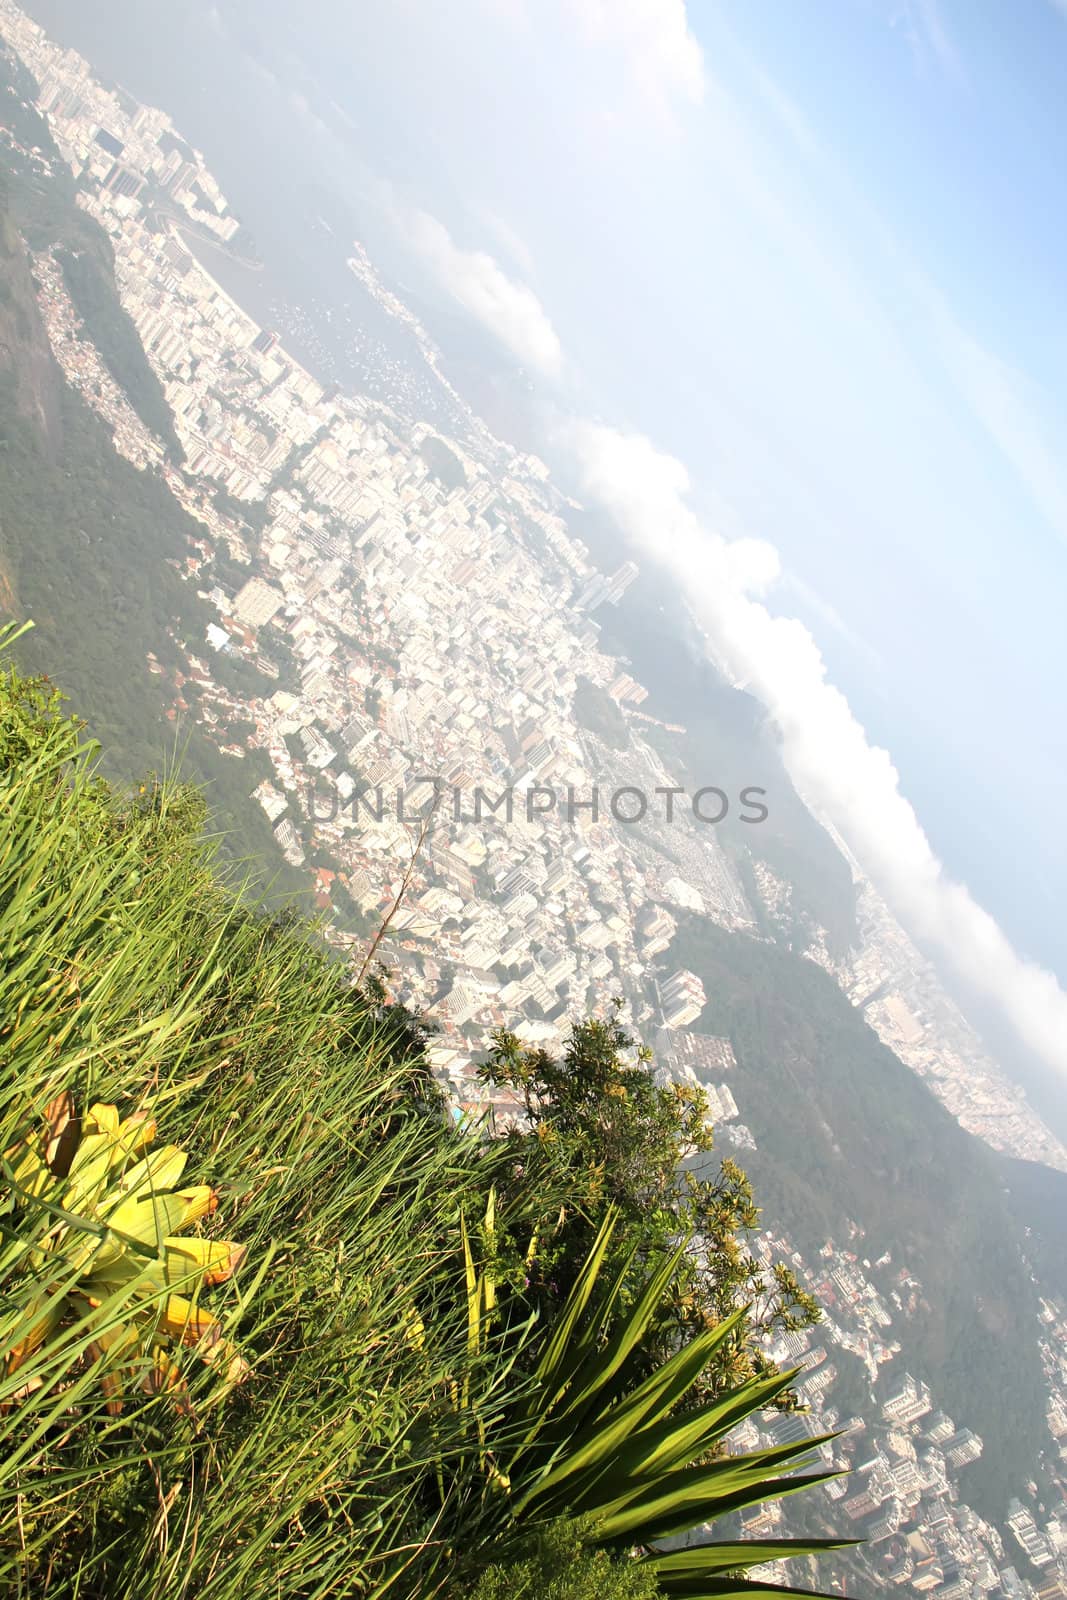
[{"xmin": 22, "ymin": 0, "xmax": 1067, "ymax": 1120}]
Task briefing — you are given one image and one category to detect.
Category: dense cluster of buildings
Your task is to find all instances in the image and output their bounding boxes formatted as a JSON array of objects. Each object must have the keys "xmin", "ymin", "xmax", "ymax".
[
  {"xmin": 2, "ymin": 5, "xmax": 1065, "ymax": 1594},
  {"xmin": 755, "ymin": 1229, "xmax": 1067, "ymax": 1598}
]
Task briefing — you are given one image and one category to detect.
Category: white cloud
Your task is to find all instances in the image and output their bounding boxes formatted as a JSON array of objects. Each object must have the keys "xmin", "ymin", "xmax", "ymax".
[
  {"xmin": 566, "ymin": 418, "xmax": 1067, "ymax": 1083},
  {"xmin": 486, "ymin": 0, "xmax": 703, "ymax": 134},
  {"xmin": 477, "ymin": 211, "xmax": 538, "ymax": 281},
  {"xmin": 778, "ymin": 573, "xmax": 886, "ymax": 675},
  {"xmin": 569, "ymin": 0, "xmax": 705, "ymax": 119},
  {"xmin": 406, "ymin": 209, "xmax": 563, "ymax": 377}
]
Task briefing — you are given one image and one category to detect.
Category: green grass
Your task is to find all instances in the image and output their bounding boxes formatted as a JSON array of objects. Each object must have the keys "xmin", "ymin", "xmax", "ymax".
[
  {"xmin": 0, "ymin": 641, "xmax": 847, "ymax": 1599},
  {"xmin": 0, "ymin": 48, "xmax": 852, "ymax": 1595},
  {"xmin": 0, "ymin": 642, "xmax": 502, "ymax": 1598}
]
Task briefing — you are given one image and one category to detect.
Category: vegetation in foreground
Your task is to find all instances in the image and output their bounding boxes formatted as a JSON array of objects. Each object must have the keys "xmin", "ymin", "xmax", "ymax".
[{"xmin": 0, "ymin": 636, "xmax": 850, "ymax": 1598}]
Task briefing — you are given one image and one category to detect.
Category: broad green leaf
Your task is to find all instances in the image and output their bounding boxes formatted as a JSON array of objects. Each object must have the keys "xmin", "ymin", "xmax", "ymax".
[
  {"xmin": 596, "ymin": 1468, "xmax": 842, "ymax": 1545},
  {"xmin": 644, "ymin": 1536, "xmax": 857, "ymax": 1580}
]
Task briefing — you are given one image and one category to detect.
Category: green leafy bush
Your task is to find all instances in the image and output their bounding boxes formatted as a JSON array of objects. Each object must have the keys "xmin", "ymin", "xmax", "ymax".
[{"xmin": 465, "ymin": 1520, "xmax": 660, "ymax": 1600}]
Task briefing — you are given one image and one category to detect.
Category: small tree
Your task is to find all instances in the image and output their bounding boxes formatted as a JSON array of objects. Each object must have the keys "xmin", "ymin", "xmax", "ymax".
[
  {"xmin": 478, "ymin": 1005, "xmax": 819, "ymax": 1406},
  {"xmin": 464, "ymin": 1519, "xmax": 660, "ymax": 1600}
]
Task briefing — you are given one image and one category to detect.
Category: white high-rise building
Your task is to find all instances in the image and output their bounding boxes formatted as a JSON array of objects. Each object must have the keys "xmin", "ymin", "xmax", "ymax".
[{"xmin": 660, "ymin": 968, "xmax": 707, "ymax": 1029}]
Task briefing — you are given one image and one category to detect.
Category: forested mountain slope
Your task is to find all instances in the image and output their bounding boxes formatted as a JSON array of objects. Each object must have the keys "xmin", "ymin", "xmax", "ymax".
[
  {"xmin": 0, "ymin": 71, "xmax": 307, "ymax": 900},
  {"xmin": 676, "ymin": 913, "xmax": 1050, "ymax": 1520}
]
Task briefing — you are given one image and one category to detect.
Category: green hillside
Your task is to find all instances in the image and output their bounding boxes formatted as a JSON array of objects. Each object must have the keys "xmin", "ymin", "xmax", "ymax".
[
  {"xmin": 0, "ymin": 43, "xmax": 178, "ymax": 453},
  {"xmin": 0, "ymin": 65, "xmax": 308, "ymax": 904},
  {"xmin": 998, "ymin": 1155, "xmax": 1067, "ymax": 1305},
  {"xmin": 673, "ymin": 913, "xmax": 1050, "ymax": 1519}
]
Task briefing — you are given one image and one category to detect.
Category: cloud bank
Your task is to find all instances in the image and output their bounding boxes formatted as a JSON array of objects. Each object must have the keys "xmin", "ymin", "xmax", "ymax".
[
  {"xmin": 566, "ymin": 418, "xmax": 1067, "ymax": 1082},
  {"xmin": 407, "ymin": 210, "xmax": 563, "ymax": 378}
]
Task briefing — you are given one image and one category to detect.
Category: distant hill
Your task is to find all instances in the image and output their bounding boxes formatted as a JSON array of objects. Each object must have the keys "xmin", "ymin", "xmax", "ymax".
[
  {"xmin": 0, "ymin": 64, "xmax": 308, "ymax": 904},
  {"xmin": 674, "ymin": 912, "xmax": 1052, "ymax": 1522},
  {"xmin": 0, "ymin": 196, "xmax": 61, "ymax": 445},
  {"xmin": 999, "ymin": 1155, "xmax": 1067, "ymax": 1305},
  {"xmin": 573, "ymin": 674, "xmax": 630, "ymax": 751},
  {"xmin": 0, "ymin": 44, "xmax": 177, "ymax": 453}
]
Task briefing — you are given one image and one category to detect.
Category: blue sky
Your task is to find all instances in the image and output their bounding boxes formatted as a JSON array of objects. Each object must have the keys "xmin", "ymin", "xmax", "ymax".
[{"xmin": 21, "ymin": 0, "xmax": 1067, "ymax": 1095}]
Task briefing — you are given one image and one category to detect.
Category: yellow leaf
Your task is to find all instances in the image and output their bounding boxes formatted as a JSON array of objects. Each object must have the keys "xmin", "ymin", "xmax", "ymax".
[
  {"xmin": 164, "ymin": 1237, "xmax": 245, "ymax": 1287},
  {"xmin": 159, "ymin": 1294, "xmax": 218, "ymax": 1347},
  {"xmin": 101, "ymin": 1191, "xmax": 190, "ymax": 1256},
  {"xmin": 4, "ymin": 1294, "xmax": 64, "ymax": 1376},
  {"xmin": 173, "ymin": 1185, "xmax": 218, "ymax": 1228},
  {"xmin": 95, "ymin": 1145, "xmax": 189, "ymax": 1216},
  {"xmin": 84, "ymin": 1104, "xmax": 120, "ymax": 1138}
]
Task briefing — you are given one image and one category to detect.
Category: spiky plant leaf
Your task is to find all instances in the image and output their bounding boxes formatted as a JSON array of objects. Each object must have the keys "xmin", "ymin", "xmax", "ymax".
[
  {"xmin": 464, "ymin": 1213, "xmax": 849, "ymax": 1596},
  {"xmin": 642, "ymin": 1536, "xmax": 856, "ymax": 1586}
]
